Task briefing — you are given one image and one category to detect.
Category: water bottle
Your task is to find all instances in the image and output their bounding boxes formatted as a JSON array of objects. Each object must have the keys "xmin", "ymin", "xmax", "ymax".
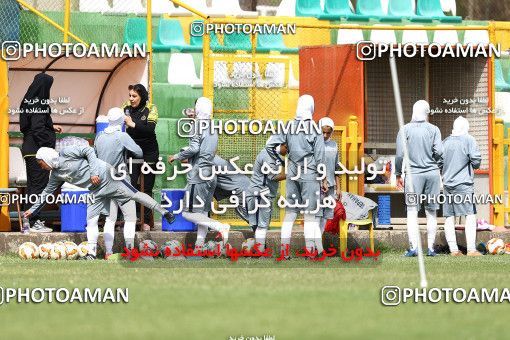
[{"xmin": 22, "ymin": 216, "xmax": 30, "ymax": 234}]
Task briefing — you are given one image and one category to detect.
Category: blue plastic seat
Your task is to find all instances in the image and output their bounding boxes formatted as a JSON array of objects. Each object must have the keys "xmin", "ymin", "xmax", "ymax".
[
  {"xmin": 124, "ymin": 18, "xmax": 147, "ymax": 47},
  {"xmin": 357, "ymin": 0, "xmax": 402, "ymax": 22},
  {"xmin": 256, "ymin": 32, "xmax": 298, "ymax": 53},
  {"xmin": 495, "ymin": 59, "xmax": 510, "ymax": 92},
  {"xmin": 153, "ymin": 19, "xmax": 202, "ymax": 52},
  {"xmin": 416, "ymin": 0, "xmax": 462, "ymax": 23},
  {"xmin": 295, "ymin": 0, "xmax": 323, "ymax": 17},
  {"xmin": 388, "ymin": 0, "xmax": 433, "ymax": 22},
  {"xmin": 317, "ymin": 0, "xmax": 371, "ymax": 21}
]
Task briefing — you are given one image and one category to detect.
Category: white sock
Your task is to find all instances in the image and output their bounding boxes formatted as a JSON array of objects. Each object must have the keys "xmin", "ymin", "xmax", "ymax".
[
  {"xmin": 465, "ymin": 214, "xmax": 477, "ymax": 252},
  {"xmin": 195, "ymin": 225, "xmax": 208, "ymax": 248},
  {"xmin": 313, "ymin": 216, "xmax": 324, "ymax": 254},
  {"xmin": 280, "ymin": 211, "xmax": 297, "ymax": 247},
  {"xmin": 123, "ymin": 221, "xmax": 136, "ymax": 249},
  {"xmin": 86, "ymin": 216, "xmax": 100, "ymax": 256},
  {"xmin": 255, "ymin": 228, "xmax": 267, "ymax": 251},
  {"xmin": 406, "ymin": 209, "xmax": 419, "ymax": 250},
  {"xmin": 319, "ymin": 217, "xmax": 326, "ymax": 235},
  {"xmin": 425, "ymin": 209, "xmax": 437, "ymax": 251},
  {"xmin": 443, "ymin": 216, "xmax": 458, "ymax": 253},
  {"xmin": 304, "ymin": 214, "xmax": 322, "ymax": 254},
  {"xmin": 103, "ymin": 217, "xmax": 115, "ymax": 254}
]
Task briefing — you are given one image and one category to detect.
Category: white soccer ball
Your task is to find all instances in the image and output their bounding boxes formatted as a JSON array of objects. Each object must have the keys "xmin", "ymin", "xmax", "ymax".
[
  {"xmin": 18, "ymin": 242, "xmax": 39, "ymax": 259},
  {"xmin": 64, "ymin": 242, "xmax": 79, "ymax": 260},
  {"xmin": 50, "ymin": 243, "xmax": 67, "ymax": 260},
  {"xmin": 487, "ymin": 238, "xmax": 506, "ymax": 255},
  {"xmin": 139, "ymin": 240, "xmax": 159, "ymax": 258},
  {"xmin": 161, "ymin": 240, "xmax": 183, "ymax": 258},
  {"xmin": 77, "ymin": 241, "xmax": 89, "ymax": 258},
  {"xmin": 38, "ymin": 243, "xmax": 54, "ymax": 259},
  {"xmin": 202, "ymin": 240, "xmax": 221, "ymax": 258},
  {"xmin": 241, "ymin": 238, "xmax": 256, "ymax": 252}
]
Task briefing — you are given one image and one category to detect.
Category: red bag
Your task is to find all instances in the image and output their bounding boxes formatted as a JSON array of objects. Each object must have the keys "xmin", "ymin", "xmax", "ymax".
[{"xmin": 324, "ymin": 200, "xmax": 347, "ymax": 235}]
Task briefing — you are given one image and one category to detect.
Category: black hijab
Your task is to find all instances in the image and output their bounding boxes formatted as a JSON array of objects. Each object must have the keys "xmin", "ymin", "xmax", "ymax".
[
  {"xmin": 19, "ymin": 73, "xmax": 54, "ymax": 132},
  {"xmin": 129, "ymin": 83, "xmax": 149, "ymax": 109}
]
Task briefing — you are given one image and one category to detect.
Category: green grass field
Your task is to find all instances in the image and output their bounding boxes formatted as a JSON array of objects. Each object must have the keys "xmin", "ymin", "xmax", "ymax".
[{"xmin": 1, "ymin": 253, "xmax": 509, "ymax": 340}]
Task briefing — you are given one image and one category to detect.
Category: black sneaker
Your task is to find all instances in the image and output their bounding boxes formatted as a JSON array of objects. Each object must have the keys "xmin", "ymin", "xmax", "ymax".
[
  {"xmin": 80, "ymin": 254, "xmax": 97, "ymax": 260},
  {"xmin": 163, "ymin": 212, "xmax": 176, "ymax": 225}
]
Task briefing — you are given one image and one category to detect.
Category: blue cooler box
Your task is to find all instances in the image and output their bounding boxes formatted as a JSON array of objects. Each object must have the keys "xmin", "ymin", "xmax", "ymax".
[
  {"xmin": 161, "ymin": 189, "xmax": 196, "ymax": 232},
  {"xmin": 61, "ymin": 190, "xmax": 88, "ymax": 232},
  {"xmin": 377, "ymin": 195, "xmax": 391, "ymax": 225}
]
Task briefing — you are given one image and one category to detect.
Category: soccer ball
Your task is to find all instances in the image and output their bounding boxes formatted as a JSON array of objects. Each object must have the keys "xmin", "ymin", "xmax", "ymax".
[
  {"xmin": 486, "ymin": 238, "xmax": 506, "ymax": 255},
  {"xmin": 160, "ymin": 240, "xmax": 183, "ymax": 258},
  {"xmin": 38, "ymin": 243, "xmax": 54, "ymax": 259},
  {"xmin": 64, "ymin": 242, "xmax": 79, "ymax": 260},
  {"xmin": 139, "ymin": 239, "xmax": 159, "ymax": 257},
  {"xmin": 202, "ymin": 240, "xmax": 221, "ymax": 258},
  {"xmin": 18, "ymin": 242, "xmax": 39, "ymax": 259},
  {"xmin": 50, "ymin": 243, "xmax": 67, "ymax": 260},
  {"xmin": 77, "ymin": 241, "xmax": 89, "ymax": 258},
  {"xmin": 241, "ymin": 238, "xmax": 256, "ymax": 252}
]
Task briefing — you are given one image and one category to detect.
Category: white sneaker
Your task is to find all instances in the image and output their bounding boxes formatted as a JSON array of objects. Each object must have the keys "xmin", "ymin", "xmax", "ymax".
[{"xmin": 29, "ymin": 220, "xmax": 52, "ymax": 233}]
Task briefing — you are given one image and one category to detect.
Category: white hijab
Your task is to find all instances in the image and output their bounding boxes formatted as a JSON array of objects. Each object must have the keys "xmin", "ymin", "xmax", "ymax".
[
  {"xmin": 36, "ymin": 147, "xmax": 60, "ymax": 169},
  {"xmin": 104, "ymin": 107, "xmax": 124, "ymax": 133},
  {"xmin": 411, "ymin": 100, "xmax": 430, "ymax": 122},
  {"xmin": 195, "ymin": 97, "xmax": 213, "ymax": 120},
  {"xmin": 451, "ymin": 116, "xmax": 469, "ymax": 136},
  {"xmin": 295, "ymin": 95, "xmax": 314, "ymax": 121}
]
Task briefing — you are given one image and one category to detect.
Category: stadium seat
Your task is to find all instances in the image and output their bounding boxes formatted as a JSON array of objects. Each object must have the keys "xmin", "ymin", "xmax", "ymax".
[
  {"xmin": 318, "ymin": 0, "xmax": 371, "ymax": 21},
  {"xmin": 336, "ymin": 25, "xmax": 364, "ymax": 44},
  {"xmin": 224, "ymin": 32, "xmax": 252, "ymax": 52},
  {"xmin": 277, "ymin": 0, "xmax": 296, "ymax": 16},
  {"xmin": 496, "ymin": 92, "xmax": 510, "ymax": 121},
  {"xmin": 151, "ymin": 0, "xmax": 173, "ymax": 15},
  {"xmin": 387, "ymin": 0, "xmax": 433, "ymax": 22},
  {"xmin": 124, "ymin": 18, "xmax": 147, "ymax": 47},
  {"xmin": 432, "ymin": 25, "xmax": 459, "ymax": 45},
  {"xmin": 79, "ymin": 0, "xmax": 111, "ymax": 14},
  {"xmin": 9, "ymin": 147, "xmax": 26, "ymax": 187},
  {"xmin": 154, "ymin": 19, "xmax": 202, "ymax": 52},
  {"xmin": 356, "ymin": 0, "xmax": 402, "ymax": 22},
  {"xmin": 214, "ymin": 61, "xmax": 232, "ymax": 88},
  {"xmin": 495, "ymin": 60, "xmax": 510, "ymax": 92},
  {"xmin": 295, "ymin": 0, "xmax": 323, "ymax": 17},
  {"xmin": 339, "ymin": 210, "xmax": 374, "ymax": 253},
  {"xmin": 209, "ymin": 0, "xmax": 258, "ymax": 17},
  {"xmin": 401, "ymin": 25, "xmax": 429, "ymax": 44},
  {"xmin": 440, "ymin": 0, "xmax": 457, "ymax": 16},
  {"xmin": 167, "ymin": 53, "xmax": 201, "ymax": 86},
  {"xmin": 416, "ymin": 0, "xmax": 462, "ymax": 23},
  {"xmin": 463, "ymin": 30, "xmax": 490, "ymax": 46},
  {"xmin": 111, "ymin": 0, "xmax": 145, "ymax": 15},
  {"xmin": 370, "ymin": 24, "xmax": 397, "ymax": 44},
  {"xmin": 256, "ymin": 32, "xmax": 299, "ymax": 53},
  {"xmin": 256, "ymin": 62, "xmax": 285, "ymax": 88}
]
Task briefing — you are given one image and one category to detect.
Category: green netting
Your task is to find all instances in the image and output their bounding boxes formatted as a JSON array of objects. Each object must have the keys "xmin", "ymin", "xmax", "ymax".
[
  {"xmin": 213, "ymin": 88, "xmax": 250, "ymax": 112},
  {"xmin": 155, "ymin": 118, "xmax": 189, "ymax": 154},
  {"xmin": 152, "ymin": 83, "xmax": 202, "ymax": 119},
  {"xmin": 19, "ymin": 10, "xmax": 63, "ymax": 44}
]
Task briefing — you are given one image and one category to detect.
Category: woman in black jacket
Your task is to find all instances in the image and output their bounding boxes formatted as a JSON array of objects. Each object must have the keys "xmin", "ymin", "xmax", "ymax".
[
  {"xmin": 19, "ymin": 73, "xmax": 62, "ymax": 232},
  {"xmin": 122, "ymin": 84, "xmax": 159, "ymax": 231}
]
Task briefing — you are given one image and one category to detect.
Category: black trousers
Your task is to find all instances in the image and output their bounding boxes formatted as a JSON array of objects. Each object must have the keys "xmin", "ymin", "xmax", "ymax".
[
  {"xmin": 24, "ymin": 156, "xmax": 50, "ymax": 223},
  {"xmin": 130, "ymin": 162, "xmax": 156, "ymax": 226}
]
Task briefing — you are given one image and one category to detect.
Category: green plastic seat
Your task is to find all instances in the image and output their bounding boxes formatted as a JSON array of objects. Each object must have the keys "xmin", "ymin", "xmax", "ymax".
[
  {"xmin": 295, "ymin": 0, "xmax": 323, "ymax": 17},
  {"xmin": 356, "ymin": 0, "xmax": 402, "ymax": 22},
  {"xmin": 256, "ymin": 32, "xmax": 298, "ymax": 53},
  {"xmin": 416, "ymin": 0, "xmax": 462, "ymax": 23},
  {"xmin": 123, "ymin": 17, "xmax": 147, "ymax": 47},
  {"xmin": 153, "ymin": 18, "xmax": 202, "ymax": 52},
  {"xmin": 388, "ymin": 0, "xmax": 433, "ymax": 22},
  {"xmin": 495, "ymin": 59, "xmax": 510, "ymax": 92},
  {"xmin": 317, "ymin": 0, "xmax": 371, "ymax": 21},
  {"xmin": 224, "ymin": 32, "xmax": 252, "ymax": 52}
]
